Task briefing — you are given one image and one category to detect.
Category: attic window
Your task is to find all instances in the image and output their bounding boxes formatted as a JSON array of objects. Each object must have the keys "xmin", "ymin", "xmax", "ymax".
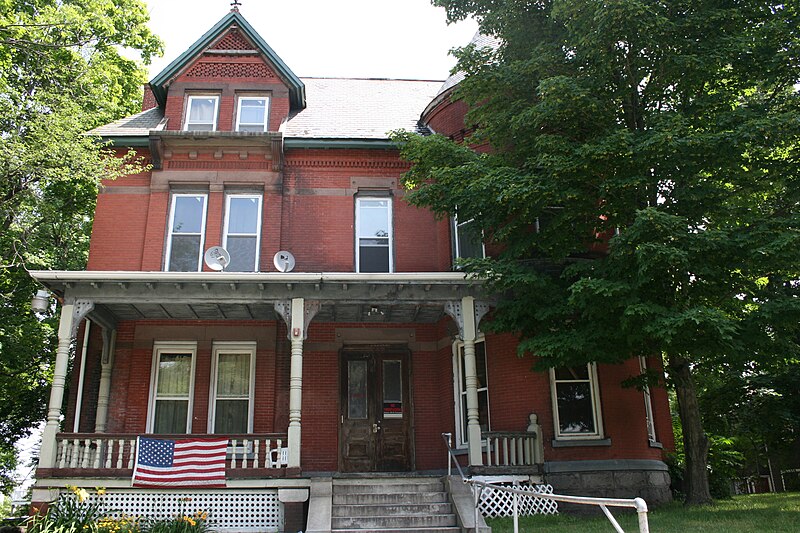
[
  {"xmin": 184, "ymin": 95, "xmax": 219, "ymax": 131},
  {"xmin": 236, "ymin": 96, "xmax": 269, "ymax": 132}
]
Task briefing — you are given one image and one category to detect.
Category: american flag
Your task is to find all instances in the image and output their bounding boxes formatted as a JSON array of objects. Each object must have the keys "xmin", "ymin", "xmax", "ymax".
[{"xmin": 132, "ymin": 437, "xmax": 228, "ymax": 488}]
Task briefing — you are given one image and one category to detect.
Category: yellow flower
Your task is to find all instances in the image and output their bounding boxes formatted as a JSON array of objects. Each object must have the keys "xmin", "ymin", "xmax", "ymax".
[
  {"xmin": 76, "ymin": 487, "xmax": 90, "ymax": 503},
  {"xmin": 96, "ymin": 487, "xmax": 107, "ymax": 495}
]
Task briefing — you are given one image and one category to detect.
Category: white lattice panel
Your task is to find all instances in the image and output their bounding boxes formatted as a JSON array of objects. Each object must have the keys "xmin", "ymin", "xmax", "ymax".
[
  {"xmin": 76, "ymin": 489, "xmax": 283, "ymax": 532},
  {"xmin": 478, "ymin": 482, "xmax": 559, "ymax": 517}
]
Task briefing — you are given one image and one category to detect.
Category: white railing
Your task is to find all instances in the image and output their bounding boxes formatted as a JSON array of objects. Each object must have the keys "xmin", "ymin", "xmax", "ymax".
[
  {"xmin": 470, "ymin": 480, "xmax": 650, "ymax": 533},
  {"xmin": 55, "ymin": 433, "xmax": 288, "ymax": 472},
  {"xmin": 483, "ymin": 431, "xmax": 538, "ymax": 466}
]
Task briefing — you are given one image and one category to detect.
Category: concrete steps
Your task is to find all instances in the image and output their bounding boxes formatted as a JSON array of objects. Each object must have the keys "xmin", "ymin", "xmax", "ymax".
[{"xmin": 331, "ymin": 477, "xmax": 462, "ymax": 533}]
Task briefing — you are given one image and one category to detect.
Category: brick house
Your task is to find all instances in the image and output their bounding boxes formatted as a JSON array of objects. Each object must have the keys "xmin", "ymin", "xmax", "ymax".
[{"xmin": 30, "ymin": 8, "xmax": 674, "ymax": 532}]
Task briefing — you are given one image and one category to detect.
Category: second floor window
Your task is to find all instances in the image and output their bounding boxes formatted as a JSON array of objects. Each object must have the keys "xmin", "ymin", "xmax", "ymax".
[
  {"xmin": 166, "ymin": 194, "xmax": 207, "ymax": 272},
  {"xmin": 236, "ymin": 96, "xmax": 269, "ymax": 132},
  {"xmin": 223, "ymin": 194, "xmax": 262, "ymax": 272},
  {"xmin": 452, "ymin": 215, "xmax": 485, "ymax": 262},
  {"xmin": 184, "ymin": 95, "xmax": 219, "ymax": 131},
  {"xmin": 356, "ymin": 197, "xmax": 392, "ymax": 273}
]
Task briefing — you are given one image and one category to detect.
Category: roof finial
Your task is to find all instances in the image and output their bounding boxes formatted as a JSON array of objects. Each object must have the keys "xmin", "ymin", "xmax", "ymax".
[{"xmin": 230, "ymin": 0, "xmax": 242, "ymax": 12}]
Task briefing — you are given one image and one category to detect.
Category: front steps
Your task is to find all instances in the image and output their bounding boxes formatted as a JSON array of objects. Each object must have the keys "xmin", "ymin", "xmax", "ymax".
[{"xmin": 330, "ymin": 477, "xmax": 462, "ymax": 533}]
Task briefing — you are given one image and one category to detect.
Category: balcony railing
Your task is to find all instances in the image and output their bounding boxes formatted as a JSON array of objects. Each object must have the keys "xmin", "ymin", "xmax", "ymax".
[
  {"xmin": 483, "ymin": 431, "xmax": 539, "ymax": 467},
  {"xmin": 54, "ymin": 433, "xmax": 288, "ymax": 474}
]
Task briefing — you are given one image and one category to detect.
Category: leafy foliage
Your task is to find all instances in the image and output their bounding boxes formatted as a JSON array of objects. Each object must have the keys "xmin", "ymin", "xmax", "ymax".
[
  {"xmin": 396, "ymin": 0, "xmax": 800, "ymax": 504},
  {"xmin": 0, "ymin": 0, "xmax": 162, "ymax": 493}
]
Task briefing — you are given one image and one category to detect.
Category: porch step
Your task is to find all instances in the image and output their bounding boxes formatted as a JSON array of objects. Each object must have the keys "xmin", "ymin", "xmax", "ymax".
[{"xmin": 330, "ymin": 477, "xmax": 461, "ymax": 532}]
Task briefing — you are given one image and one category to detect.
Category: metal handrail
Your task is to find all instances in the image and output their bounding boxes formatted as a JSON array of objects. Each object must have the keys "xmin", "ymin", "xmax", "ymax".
[
  {"xmin": 441, "ymin": 432, "xmax": 468, "ymax": 480},
  {"xmin": 468, "ymin": 479, "xmax": 650, "ymax": 533}
]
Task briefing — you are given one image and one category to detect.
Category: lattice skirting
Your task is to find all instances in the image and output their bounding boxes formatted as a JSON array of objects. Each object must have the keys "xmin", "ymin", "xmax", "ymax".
[
  {"xmin": 477, "ymin": 482, "xmax": 559, "ymax": 517},
  {"xmin": 74, "ymin": 489, "xmax": 283, "ymax": 532}
]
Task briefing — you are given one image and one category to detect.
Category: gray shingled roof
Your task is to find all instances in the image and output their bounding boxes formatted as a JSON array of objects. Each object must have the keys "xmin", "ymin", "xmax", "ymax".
[
  {"xmin": 434, "ymin": 32, "xmax": 502, "ymax": 99},
  {"xmin": 89, "ymin": 107, "xmax": 165, "ymax": 137},
  {"xmin": 91, "ymin": 78, "xmax": 442, "ymax": 141},
  {"xmin": 283, "ymin": 78, "xmax": 442, "ymax": 139}
]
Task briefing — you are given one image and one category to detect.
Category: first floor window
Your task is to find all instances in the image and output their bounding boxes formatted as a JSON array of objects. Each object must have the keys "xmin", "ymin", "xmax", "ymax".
[
  {"xmin": 640, "ymin": 356, "xmax": 658, "ymax": 444},
  {"xmin": 149, "ymin": 343, "xmax": 196, "ymax": 434},
  {"xmin": 166, "ymin": 193, "xmax": 207, "ymax": 272},
  {"xmin": 550, "ymin": 363, "xmax": 604, "ymax": 439},
  {"xmin": 210, "ymin": 343, "xmax": 255, "ymax": 434},
  {"xmin": 236, "ymin": 96, "xmax": 270, "ymax": 132},
  {"xmin": 184, "ymin": 95, "xmax": 219, "ymax": 131},
  {"xmin": 223, "ymin": 194, "xmax": 262, "ymax": 272},
  {"xmin": 453, "ymin": 339, "xmax": 490, "ymax": 447},
  {"xmin": 452, "ymin": 215, "xmax": 485, "ymax": 263},
  {"xmin": 356, "ymin": 197, "xmax": 392, "ymax": 272}
]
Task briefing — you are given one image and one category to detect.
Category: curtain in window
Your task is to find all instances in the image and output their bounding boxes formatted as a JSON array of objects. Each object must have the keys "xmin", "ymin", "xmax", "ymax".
[{"xmin": 214, "ymin": 353, "xmax": 251, "ymax": 434}]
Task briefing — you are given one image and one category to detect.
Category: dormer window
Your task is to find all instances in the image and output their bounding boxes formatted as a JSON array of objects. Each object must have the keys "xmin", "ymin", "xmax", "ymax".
[
  {"xmin": 184, "ymin": 95, "xmax": 219, "ymax": 131},
  {"xmin": 236, "ymin": 96, "xmax": 270, "ymax": 132}
]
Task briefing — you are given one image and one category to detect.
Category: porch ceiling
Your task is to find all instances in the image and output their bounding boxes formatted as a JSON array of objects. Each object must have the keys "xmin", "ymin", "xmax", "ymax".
[{"xmin": 31, "ymin": 271, "xmax": 489, "ymax": 325}]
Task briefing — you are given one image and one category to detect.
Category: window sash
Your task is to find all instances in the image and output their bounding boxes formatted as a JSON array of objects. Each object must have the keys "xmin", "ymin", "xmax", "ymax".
[
  {"xmin": 235, "ymin": 97, "xmax": 270, "ymax": 132},
  {"xmin": 453, "ymin": 339, "xmax": 490, "ymax": 447},
  {"xmin": 149, "ymin": 345, "xmax": 196, "ymax": 434},
  {"xmin": 166, "ymin": 194, "xmax": 207, "ymax": 272},
  {"xmin": 222, "ymin": 194, "xmax": 262, "ymax": 272},
  {"xmin": 210, "ymin": 344, "xmax": 255, "ymax": 435},
  {"xmin": 184, "ymin": 95, "xmax": 219, "ymax": 131},
  {"xmin": 452, "ymin": 216, "xmax": 485, "ymax": 261},
  {"xmin": 356, "ymin": 197, "xmax": 393, "ymax": 273},
  {"xmin": 551, "ymin": 363, "xmax": 604, "ymax": 439}
]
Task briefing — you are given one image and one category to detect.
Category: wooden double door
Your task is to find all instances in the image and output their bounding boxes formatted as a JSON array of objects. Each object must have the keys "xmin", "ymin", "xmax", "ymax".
[{"xmin": 340, "ymin": 346, "xmax": 412, "ymax": 472}]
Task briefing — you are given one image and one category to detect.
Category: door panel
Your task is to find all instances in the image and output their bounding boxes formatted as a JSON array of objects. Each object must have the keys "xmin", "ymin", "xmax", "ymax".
[{"xmin": 340, "ymin": 347, "xmax": 411, "ymax": 472}]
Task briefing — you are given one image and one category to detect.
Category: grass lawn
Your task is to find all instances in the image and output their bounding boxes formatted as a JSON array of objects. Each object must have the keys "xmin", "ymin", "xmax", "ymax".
[{"xmin": 485, "ymin": 492, "xmax": 800, "ymax": 532}]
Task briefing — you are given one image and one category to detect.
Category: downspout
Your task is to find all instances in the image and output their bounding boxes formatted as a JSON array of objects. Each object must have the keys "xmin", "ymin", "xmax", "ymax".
[{"xmin": 72, "ymin": 320, "xmax": 91, "ymax": 433}]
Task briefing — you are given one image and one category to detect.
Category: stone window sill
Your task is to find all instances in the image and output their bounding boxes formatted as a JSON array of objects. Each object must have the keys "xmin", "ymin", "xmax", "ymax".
[{"xmin": 551, "ymin": 438, "xmax": 612, "ymax": 448}]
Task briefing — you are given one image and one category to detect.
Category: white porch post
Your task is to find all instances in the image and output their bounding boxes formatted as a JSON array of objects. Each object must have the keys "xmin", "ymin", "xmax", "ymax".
[
  {"xmin": 277, "ymin": 298, "xmax": 320, "ymax": 470},
  {"xmin": 94, "ymin": 328, "xmax": 116, "ymax": 432},
  {"xmin": 461, "ymin": 296, "xmax": 484, "ymax": 466},
  {"xmin": 39, "ymin": 300, "xmax": 93, "ymax": 468}
]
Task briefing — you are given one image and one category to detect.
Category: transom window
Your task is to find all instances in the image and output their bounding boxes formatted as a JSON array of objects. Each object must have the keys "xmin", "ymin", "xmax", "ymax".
[
  {"xmin": 223, "ymin": 194, "xmax": 262, "ymax": 272},
  {"xmin": 236, "ymin": 96, "xmax": 270, "ymax": 132},
  {"xmin": 184, "ymin": 95, "xmax": 219, "ymax": 131},
  {"xmin": 453, "ymin": 339, "xmax": 490, "ymax": 447},
  {"xmin": 210, "ymin": 343, "xmax": 256, "ymax": 434},
  {"xmin": 165, "ymin": 193, "xmax": 207, "ymax": 272},
  {"xmin": 550, "ymin": 363, "xmax": 604, "ymax": 439},
  {"xmin": 148, "ymin": 343, "xmax": 196, "ymax": 434},
  {"xmin": 356, "ymin": 197, "xmax": 393, "ymax": 273}
]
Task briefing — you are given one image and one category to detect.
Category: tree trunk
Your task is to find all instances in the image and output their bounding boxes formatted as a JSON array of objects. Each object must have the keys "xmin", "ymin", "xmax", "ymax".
[{"xmin": 668, "ymin": 353, "xmax": 713, "ymax": 505}]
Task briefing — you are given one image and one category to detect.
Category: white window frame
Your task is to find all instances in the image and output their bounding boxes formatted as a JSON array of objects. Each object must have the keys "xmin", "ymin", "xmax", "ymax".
[
  {"xmin": 165, "ymin": 193, "xmax": 208, "ymax": 272},
  {"xmin": 355, "ymin": 197, "xmax": 393, "ymax": 273},
  {"xmin": 639, "ymin": 356, "xmax": 658, "ymax": 444},
  {"xmin": 222, "ymin": 193, "xmax": 263, "ymax": 272},
  {"xmin": 235, "ymin": 95, "xmax": 270, "ymax": 132},
  {"xmin": 452, "ymin": 336, "xmax": 490, "ymax": 448},
  {"xmin": 147, "ymin": 342, "xmax": 197, "ymax": 434},
  {"xmin": 550, "ymin": 363, "xmax": 604, "ymax": 440},
  {"xmin": 452, "ymin": 214, "xmax": 486, "ymax": 262},
  {"xmin": 208, "ymin": 342, "xmax": 256, "ymax": 434},
  {"xmin": 184, "ymin": 95, "xmax": 220, "ymax": 131}
]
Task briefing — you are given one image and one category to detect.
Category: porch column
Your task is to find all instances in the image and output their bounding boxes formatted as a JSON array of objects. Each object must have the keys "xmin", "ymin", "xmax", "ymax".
[
  {"xmin": 276, "ymin": 298, "xmax": 321, "ymax": 470},
  {"xmin": 94, "ymin": 328, "xmax": 117, "ymax": 432},
  {"xmin": 460, "ymin": 297, "xmax": 484, "ymax": 466},
  {"xmin": 39, "ymin": 299, "xmax": 94, "ymax": 468}
]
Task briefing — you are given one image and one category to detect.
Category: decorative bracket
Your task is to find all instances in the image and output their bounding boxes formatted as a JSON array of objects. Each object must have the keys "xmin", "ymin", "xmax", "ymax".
[
  {"xmin": 444, "ymin": 299, "xmax": 491, "ymax": 340},
  {"xmin": 275, "ymin": 300, "xmax": 322, "ymax": 340},
  {"xmin": 70, "ymin": 299, "xmax": 95, "ymax": 339},
  {"xmin": 274, "ymin": 300, "xmax": 292, "ymax": 335},
  {"xmin": 302, "ymin": 300, "xmax": 321, "ymax": 340}
]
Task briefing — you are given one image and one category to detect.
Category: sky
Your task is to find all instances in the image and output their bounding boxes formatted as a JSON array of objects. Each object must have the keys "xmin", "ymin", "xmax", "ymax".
[{"xmin": 142, "ymin": 0, "xmax": 479, "ymax": 81}]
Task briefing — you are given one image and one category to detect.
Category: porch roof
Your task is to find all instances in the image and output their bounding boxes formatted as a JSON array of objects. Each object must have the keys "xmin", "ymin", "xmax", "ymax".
[{"xmin": 30, "ymin": 271, "xmax": 489, "ymax": 327}]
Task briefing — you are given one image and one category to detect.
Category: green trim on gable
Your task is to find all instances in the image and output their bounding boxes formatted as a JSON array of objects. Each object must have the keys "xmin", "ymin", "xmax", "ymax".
[
  {"xmin": 149, "ymin": 11, "xmax": 305, "ymax": 110},
  {"xmin": 98, "ymin": 136, "xmax": 151, "ymax": 148}
]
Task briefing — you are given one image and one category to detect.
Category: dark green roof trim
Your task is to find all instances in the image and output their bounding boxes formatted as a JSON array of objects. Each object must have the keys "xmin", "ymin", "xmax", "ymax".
[
  {"xmin": 99, "ymin": 136, "xmax": 151, "ymax": 148},
  {"xmin": 284, "ymin": 138, "xmax": 398, "ymax": 150},
  {"xmin": 149, "ymin": 11, "xmax": 305, "ymax": 110}
]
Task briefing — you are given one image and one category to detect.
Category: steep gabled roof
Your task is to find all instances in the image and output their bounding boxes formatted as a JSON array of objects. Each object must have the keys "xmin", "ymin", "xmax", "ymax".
[{"xmin": 148, "ymin": 10, "xmax": 306, "ymax": 110}]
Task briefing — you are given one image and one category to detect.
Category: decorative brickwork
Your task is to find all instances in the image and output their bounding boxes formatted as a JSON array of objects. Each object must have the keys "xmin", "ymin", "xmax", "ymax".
[
  {"xmin": 185, "ymin": 61, "xmax": 276, "ymax": 79},
  {"xmin": 212, "ymin": 28, "xmax": 254, "ymax": 50}
]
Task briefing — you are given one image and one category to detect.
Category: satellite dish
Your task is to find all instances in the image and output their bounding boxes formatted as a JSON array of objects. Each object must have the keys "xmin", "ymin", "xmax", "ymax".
[
  {"xmin": 204, "ymin": 246, "xmax": 230, "ymax": 271},
  {"xmin": 273, "ymin": 251, "xmax": 296, "ymax": 272}
]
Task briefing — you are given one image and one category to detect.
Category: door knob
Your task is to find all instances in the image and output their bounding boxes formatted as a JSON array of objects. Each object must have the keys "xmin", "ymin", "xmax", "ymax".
[{"xmin": 372, "ymin": 423, "xmax": 380, "ymax": 433}]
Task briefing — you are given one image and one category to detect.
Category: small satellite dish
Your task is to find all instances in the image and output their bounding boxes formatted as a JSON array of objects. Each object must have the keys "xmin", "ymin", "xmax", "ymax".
[
  {"xmin": 273, "ymin": 251, "xmax": 296, "ymax": 272},
  {"xmin": 204, "ymin": 246, "xmax": 230, "ymax": 271}
]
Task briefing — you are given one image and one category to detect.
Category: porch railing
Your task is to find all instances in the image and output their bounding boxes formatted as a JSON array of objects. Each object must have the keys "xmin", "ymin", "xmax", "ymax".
[
  {"xmin": 54, "ymin": 433, "xmax": 288, "ymax": 472},
  {"xmin": 483, "ymin": 431, "xmax": 538, "ymax": 466}
]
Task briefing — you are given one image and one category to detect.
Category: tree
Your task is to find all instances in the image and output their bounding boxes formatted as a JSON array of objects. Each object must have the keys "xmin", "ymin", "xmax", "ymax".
[
  {"xmin": 0, "ymin": 0, "xmax": 162, "ymax": 493},
  {"xmin": 395, "ymin": 0, "xmax": 800, "ymax": 505}
]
